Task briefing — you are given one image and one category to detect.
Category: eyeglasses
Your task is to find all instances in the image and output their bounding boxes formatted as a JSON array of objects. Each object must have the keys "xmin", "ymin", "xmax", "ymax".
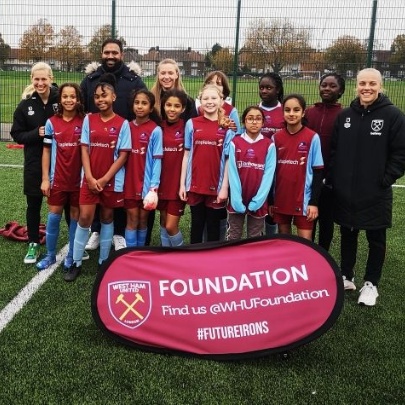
[{"xmin": 245, "ymin": 117, "xmax": 263, "ymax": 124}]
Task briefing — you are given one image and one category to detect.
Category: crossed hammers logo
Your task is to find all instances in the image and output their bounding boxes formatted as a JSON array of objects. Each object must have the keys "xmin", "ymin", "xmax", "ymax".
[{"xmin": 116, "ymin": 292, "xmax": 145, "ymax": 321}]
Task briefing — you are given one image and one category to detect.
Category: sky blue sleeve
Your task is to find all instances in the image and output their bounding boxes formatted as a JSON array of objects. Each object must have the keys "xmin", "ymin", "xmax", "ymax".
[
  {"xmin": 229, "ymin": 107, "xmax": 242, "ymax": 135},
  {"xmin": 81, "ymin": 115, "xmax": 90, "ymax": 145},
  {"xmin": 117, "ymin": 120, "xmax": 131, "ymax": 151},
  {"xmin": 310, "ymin": 134, "xmax": 324, "ymax": 168},
  {"xmin": 248, "ymin": 143, "xmax": 276, "ymax": 212},
  {"xmin": 184, "ymin": 119, "xmax": 194, "ymax": 149},
  {"xmin": 43, "ymin": 119, "xmax": 54, "ymax": 147},
  {"xmin": 150, "ymin": 126, "xmax": 163, "ymax": 188},
  {"xmin": 228, "ymin": 141, "xmax": 246, "ymax": 213},
  {"xmin": 223, "ymin": 128, "xmax": 236, "ymax": 156}
]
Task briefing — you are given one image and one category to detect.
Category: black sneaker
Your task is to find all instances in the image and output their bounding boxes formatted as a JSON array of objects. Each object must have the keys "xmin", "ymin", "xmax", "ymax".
[{"xmin": 63, "ymin": 264, "xmax": 82, "ymax": 282}]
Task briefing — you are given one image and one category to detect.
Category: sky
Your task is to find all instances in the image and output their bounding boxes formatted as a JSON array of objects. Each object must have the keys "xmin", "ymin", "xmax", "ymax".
[{"xmin": 1, "ymin": 0, "xmax": 404, "ymax": 53}]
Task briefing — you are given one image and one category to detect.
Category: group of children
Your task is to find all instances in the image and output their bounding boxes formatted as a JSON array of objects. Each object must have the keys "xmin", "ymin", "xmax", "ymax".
[{"xmin": 24, "ymin": 66, "xmax": 347, "ymax": 283}]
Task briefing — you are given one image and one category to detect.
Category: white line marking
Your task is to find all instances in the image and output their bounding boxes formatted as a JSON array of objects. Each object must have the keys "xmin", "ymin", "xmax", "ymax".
[{"xmin": 0, "ymin": 243, "xmax": 69, "ymax": 333}]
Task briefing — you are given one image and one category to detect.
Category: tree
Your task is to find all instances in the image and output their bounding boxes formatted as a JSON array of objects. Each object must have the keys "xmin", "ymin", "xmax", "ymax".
[
  {"xmin": 325, "ymin": 35, "xmax": 366, "ymax": 76},
  {"xmin": 205, "ymin": 43, "xmax": 222, "ymax": 68},
  {"xmin": 212, "ymin": 48, "xmax": 233, "ymax": 73},
  {"xmin": 87, "ymin": 24, "xmax": 126, "ymax": 61},
  {"xmin": 0, "ymin": 33, "xmax": 11, "ymax": 68},
  {"xmin": 54, "ymin": 26, "xmax": 84, "ymax": 72},
  {"xmin": 241, "ymin": 19, "xmax": 312, "ymax": 74},
  {"xmin": 390, "ymin": 34, "xmax": 405, "ymax": 64},
  {"xmin": 19, "ymin": 19, "xmax": 54, "ymax": 62}
]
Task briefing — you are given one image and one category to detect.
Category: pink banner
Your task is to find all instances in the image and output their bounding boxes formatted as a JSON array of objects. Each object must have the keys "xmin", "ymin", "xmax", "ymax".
[{"xmin": 92, "ymin": 235, "xmax": 343, "ymax": 360}]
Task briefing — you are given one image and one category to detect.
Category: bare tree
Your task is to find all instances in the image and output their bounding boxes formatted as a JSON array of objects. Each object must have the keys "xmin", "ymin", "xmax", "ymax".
[
  {"xmin": 325, "ymin": 35, "xmax": 366, "ymax": 76},
  {"xmin": 19, "ymin": 19, "xmax": 54, "ymax": 62},
  {"xmin": 242, "ymin": 19, "xmax": 312, "ymax": 74},
  {"xmin": 87, "ymin": 24, "xmax": 126, "ymax": 61},
  {"xmin": 54, "ymin": 26, "xmax": 84, "ymax": 72},
  {"xmin": 390, "ymin": 34, "xmax": 405, "ymax": 64}
]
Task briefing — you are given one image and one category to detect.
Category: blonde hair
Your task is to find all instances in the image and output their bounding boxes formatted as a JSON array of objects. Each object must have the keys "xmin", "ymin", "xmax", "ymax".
[
  {"xmin": 356, "ymin": 68, "xmax": 385, "ymax": 94},
  {"xmin": 21, "ymin": 62, "xmax": 53, "ymax": 100},
  {"xmin": 150, "ymin": 58, "xmax": 187, "ymax": 116},
  {"xmin": 199, "ymin": 84, "xmax": 226, "ymax": 123}
]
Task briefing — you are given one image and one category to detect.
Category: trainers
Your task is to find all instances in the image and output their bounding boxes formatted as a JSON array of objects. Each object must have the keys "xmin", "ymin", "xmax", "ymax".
[
  {"xmin": 112, "ymin": 235, "xmax": 126, "ymax": 251},
  {"xmin": 85, "ymin": 232, "xmax": 100, "ymax": 250},
  {"xmin": 24, "ymin": 242, "xmax": 40, "ymax": 264},
  {"xmin": 343, "ymin": 276, "xmax": 356, "ymax": 291},
  {"xmin": 36, "ymin": 254, "xmax": 56, "ymax": 271},
  {"xmin": 358, "ymin": 281, "xmax": 379, "ymax": 306},
  {"xmin": 63, "ymin": 264, "xmax": 82, "ymax": 282},
  {"xmin": 63, "ymin": 256, "xmax": 73, "ymax": 271},
  {"xmin": 82, "ymin": 250, "xmax": 90, "ymax": 261}
]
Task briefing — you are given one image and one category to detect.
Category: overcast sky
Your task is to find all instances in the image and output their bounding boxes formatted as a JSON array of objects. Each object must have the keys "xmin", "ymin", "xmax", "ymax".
[{"xmin": 1, "ymin": 0, "xmax": 404, "ymax": 52}]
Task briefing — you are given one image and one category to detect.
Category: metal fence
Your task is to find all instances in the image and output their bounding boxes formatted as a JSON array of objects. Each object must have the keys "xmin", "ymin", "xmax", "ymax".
[{"xmin": 1, "ymin": 0, "xmax": 404, "ymax": 139}]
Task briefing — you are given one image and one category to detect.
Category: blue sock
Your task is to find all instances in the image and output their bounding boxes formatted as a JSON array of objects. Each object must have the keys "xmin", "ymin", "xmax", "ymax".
[
  {"xmin": 73, "ymin": 224, "xmax": 90, "ymax": 266},
  {"xmin": 125, "ymin": 228, "xmax": 137, "ymax": 248},
  {"xmin": 160, "ymin": 227, "xmax": 170, "ymax": 246},
  {"xmin": 68, "ymin": 219, "xmax": 78, "ymax": 260},
  {"xmin": 46, "ymin": 212, "xmax": 62, "ymax": 256},
  {"xmin": 137, "ymin": 229, "xmax": 147, "ymax": 246},
  {"xmin": 168, "ymin": 231, "xmax": 184, "ymax": 247},
  {"xmin": 99, "ymin": 222, "xmax": 114, "ymax": 265}
]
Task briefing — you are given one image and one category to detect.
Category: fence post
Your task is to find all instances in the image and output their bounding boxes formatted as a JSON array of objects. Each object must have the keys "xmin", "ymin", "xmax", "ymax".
[
  {"xmin": 231, "ymin": 0, "xmax": 242, "ymax": 106},
  {"xmin": 366, "ymin": 0, "xmax": 378, "ymax": 68},
  {"xmin": 112, "ymin": 0, "xmax": 116, "ymax": 38}
]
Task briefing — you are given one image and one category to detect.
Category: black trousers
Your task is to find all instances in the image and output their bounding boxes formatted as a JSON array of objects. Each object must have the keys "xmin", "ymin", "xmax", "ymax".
[
  {"xmin": 312, "ymin": 185, "xmax": 334, "ymax": 251},
  {"xmin": 340, "ymin": 226, "xmax": 386, "ymax": 286},
  {"xmin": 26, "ymin": 194, "xmax": 43, "ymax": 243},
  {"xmin": 190, "ymin": 203, "xmax": 224, "ymax": 244}
]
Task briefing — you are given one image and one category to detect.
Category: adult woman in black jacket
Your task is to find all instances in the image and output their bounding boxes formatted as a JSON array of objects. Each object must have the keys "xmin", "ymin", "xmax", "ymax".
[
  {"xmin": 329, "ymin": 68, "xmax": 405, "ymax": 306},
  {"xmin": 10, "ymin": 62, "xmax": 59, "ymax": 264}
]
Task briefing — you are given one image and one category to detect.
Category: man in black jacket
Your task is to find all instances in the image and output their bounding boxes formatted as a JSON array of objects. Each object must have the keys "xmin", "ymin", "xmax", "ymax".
[
  {"xmin": 329, "ymin": 68, "xmax": 405, "ymax": 306},
  {"xmin": 80, "ymin": 38, "xmax": 146, "ymax": 252}
]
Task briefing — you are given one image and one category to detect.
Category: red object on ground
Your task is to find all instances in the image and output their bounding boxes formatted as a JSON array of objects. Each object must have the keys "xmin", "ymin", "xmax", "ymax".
[
  {"xmin": 6, "ymin": 143, "xmax": 24, "ymax": 149},
  {"xmin": 0, "ymin": 221, "xmax": 46, "ymax": 244}
]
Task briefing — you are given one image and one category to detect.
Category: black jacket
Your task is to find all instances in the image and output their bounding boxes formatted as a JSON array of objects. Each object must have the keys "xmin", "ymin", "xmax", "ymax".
[
  {"xmin": 80, "ymin": 61, "xmax": 145, "ymax": 119},
  {"xmin": 10, "ymin": 87, "xmax": 59, "ymax": 196},
  {"xmin": 329, "ymin": 94, "xmax": 405, "ymax": 229}
]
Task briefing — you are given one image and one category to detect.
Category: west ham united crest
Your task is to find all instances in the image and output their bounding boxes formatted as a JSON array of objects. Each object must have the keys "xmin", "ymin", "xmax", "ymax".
[
  {"xmin": 371, "ymin": 119, "xmax": 384, "ymax": 132},
  {"xmin": 108, "ymin": 281, "xmax": 151, "ymax": 329}
]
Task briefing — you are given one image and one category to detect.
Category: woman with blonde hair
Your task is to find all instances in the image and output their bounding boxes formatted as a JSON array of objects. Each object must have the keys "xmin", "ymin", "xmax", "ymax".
[
  {"xmin": 150, "ymin": 58, "xmax": 197, "ymax": 122},
  {"xmin": 148, "ymin": 58, "xmax": 197, "ymax": 245},
  {"xmin": 11, "ymin": 62, "xmax": 59, "ymax": 264}
]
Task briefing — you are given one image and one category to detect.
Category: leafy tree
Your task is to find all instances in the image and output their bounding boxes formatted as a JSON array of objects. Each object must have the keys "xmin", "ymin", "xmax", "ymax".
[
  {"xmin": 54, "ymin": 26, "xmax": 84, "ymax": 72},
  {"xmin": 212, "ymin": 48, "xmax": 233, "ymax": 73},
  {"xmin": 205, "ymin": 43, "xmax": 222, "ymax": 68},
  {"xmin": 0, "ymin": 33, "xmax": 11, "ymax": 68},
  {"xmin": 390, "ymin": 34, "xmax": 405, "ymax": 64},
  {"xmin": 325, "ymin": 35, "xmax": 366, "ymax": 76},
  {"xmin": 19, "ymin": 18, "xmax": 54, "ymax": 62},
  {"xmin": 87, "ymin": 24, "xmax": 126, "ymax": 61},
  {"xmin": 242, "ymin": 19, "xmax": 312, "ymax": 74}
]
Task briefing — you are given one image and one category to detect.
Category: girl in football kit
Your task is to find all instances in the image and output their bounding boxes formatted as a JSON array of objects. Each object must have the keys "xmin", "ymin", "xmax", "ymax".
[
  {"xmin": 64, "ymin": 73, "xmax": 131, "ymax": 282},
  {"xmin": 157, "ymin": 89, "xmax": 188, "ymax": 247},
  {"xmin": 227, "ymin": 106, "xmax": 276, "ymax": 240},
  {"xmin": 124, "ymin": 89, "xmax": 163, "ymax": 247},
  {"xmin": 196, "ymin": 71, "xmax": 241, "ymax": 134},
  {"xmin": 269, "ymin": 94, "xmax": 324, "ymax": 241},
  {"xmin": 179, "ymin": 84, "xmax": 236, "ymax": 244},
  {"xmin": 306, "ymin": 73, "xmax": 345, "ymax": 251},
  {"xmin": 258, "ymin": 72, "xmax": 285, "ymax": 237},
  {"xmin": 36, "ymin": 83, "xmax": 85, "ymax": 271}
]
